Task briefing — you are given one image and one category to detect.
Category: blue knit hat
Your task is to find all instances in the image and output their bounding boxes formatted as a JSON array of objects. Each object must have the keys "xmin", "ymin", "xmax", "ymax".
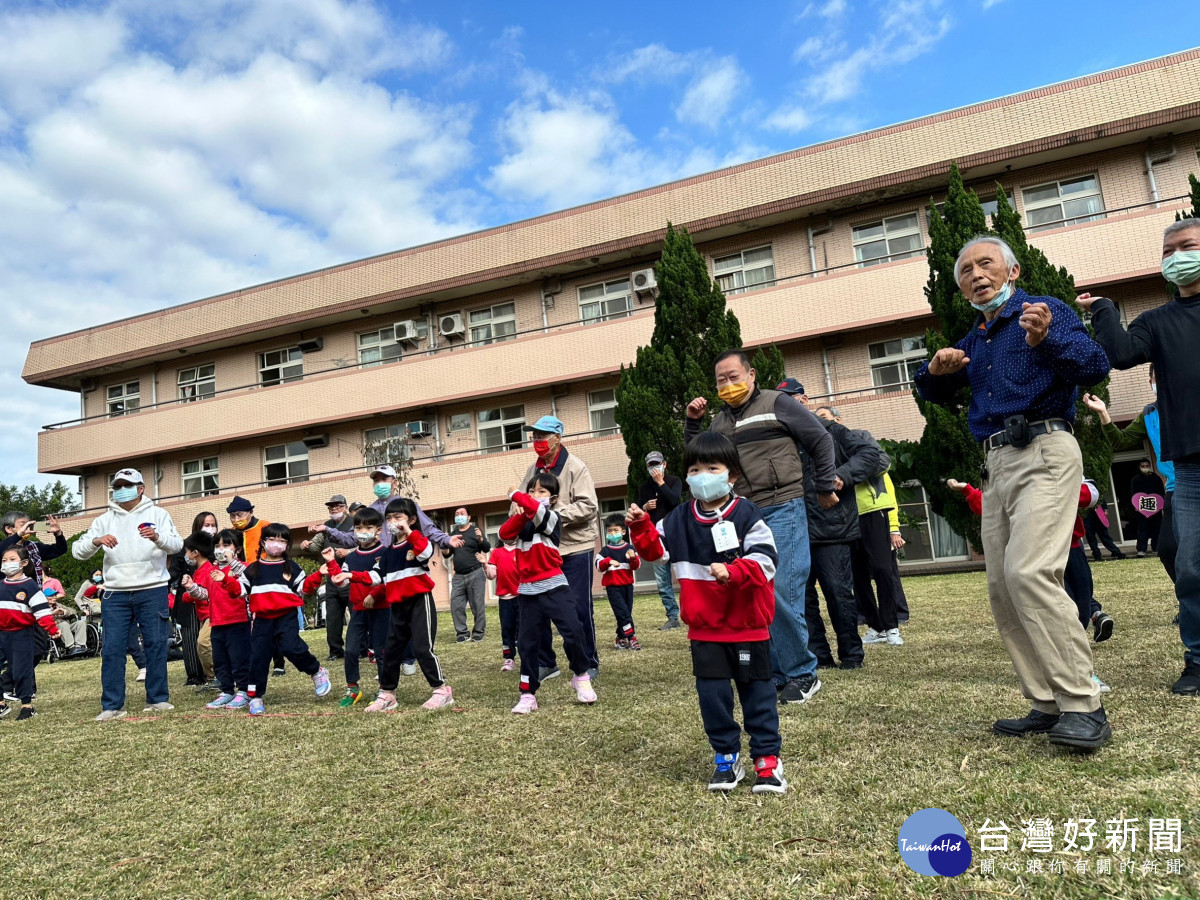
[{"xmin": 225, "ymin": 495, "xmax": 254, "ymax": 514}]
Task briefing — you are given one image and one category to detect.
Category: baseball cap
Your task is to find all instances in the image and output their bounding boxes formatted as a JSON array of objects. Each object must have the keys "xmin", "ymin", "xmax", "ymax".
[
  {"xmin": 111, "ymin": 468, "xmax": 144, "ymax": 486},
  {"xmin": 524, "ymin": 415, "xmax": 565, "ymax": 436},
  {"xmin": 776, "ymin": 377, "xmax": 806, "ymax": 396},
  {"xmin": 645, "ymin": 451, "xmax": 664, "ymax": 466},
  {"xmin": 370, "ymin": 465, "xmax": 396, "ymax": 479},
  {"xmin": 325, "ymin": 494, "xmax": 348, "ymax": 507}
]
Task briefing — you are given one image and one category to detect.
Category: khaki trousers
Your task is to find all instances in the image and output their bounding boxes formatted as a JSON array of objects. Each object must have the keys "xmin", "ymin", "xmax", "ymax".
[
  {"xmin": 197, "ymin": 620, "xmax": 214, "ymax": 680},
  {"xmin": 981, "ymin": 430, "xmax": 1099, "ymax": 714}
]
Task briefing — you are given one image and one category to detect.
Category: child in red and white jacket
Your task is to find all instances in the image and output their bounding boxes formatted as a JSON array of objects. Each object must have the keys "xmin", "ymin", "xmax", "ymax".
[
  {"xmin": 182, "ymin": 530, "xmax": 253, "ymax": 710},
  {"xmin": 596, "ymin": 514, "xmax": 642, "ymax": 650},
  {"xmin": 0, "ymin": 544, "xmax": 60, "ymax": 720},
  {"xmin": 358, "ymin": 497, "xmax": 452, "ymax": 713},
  {"xmin": 627, "ymin": 431, "xmax": 786, "ymax": 795},
  {"xmin": 485, "ymin": 539, "xmax": 521, "ymax": 672}
]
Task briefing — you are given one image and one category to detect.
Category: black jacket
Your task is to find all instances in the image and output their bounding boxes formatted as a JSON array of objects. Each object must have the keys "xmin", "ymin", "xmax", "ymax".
[
  {"xmin": 801, "ymin": 421, "xmax": 890, "ymax": 545},
  {"xmin": 636, "ymin": 474, "xmax": 683, "ymax": 524}
]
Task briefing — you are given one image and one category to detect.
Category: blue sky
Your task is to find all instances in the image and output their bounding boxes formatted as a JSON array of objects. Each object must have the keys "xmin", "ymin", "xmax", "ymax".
[{"xmin": 0, "ymin": 0, "xmax": 1195, "ymax": 490}]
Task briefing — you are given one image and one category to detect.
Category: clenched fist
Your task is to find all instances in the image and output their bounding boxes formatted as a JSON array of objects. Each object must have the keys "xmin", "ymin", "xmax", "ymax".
[{"xmin": 927, "ymin": 348, "xmax": 970, "ymax": 376}]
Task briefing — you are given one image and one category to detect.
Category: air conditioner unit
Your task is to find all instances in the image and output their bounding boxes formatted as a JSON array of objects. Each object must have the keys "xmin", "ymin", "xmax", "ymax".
[
  {"xmin": 301, "ymin": 433, "xmax": 330, "ymax": 450},
  {"xmin": 297, "ymin": 337, "xmax": 324, "ymax": 354},
  {"xmin": 439, "ymin": 313, "xmax": 466, "ymax": 338},
  {"xmin": 394, "ymin": 320, "xmax": 421, "ymax": 344},
  {"xmin": 631, "ymin": 267, "xmax": 658, "ymax": 294},
  {"xmin": 406, "ymin": 420, "xmax": 433, "ymax": 438}
]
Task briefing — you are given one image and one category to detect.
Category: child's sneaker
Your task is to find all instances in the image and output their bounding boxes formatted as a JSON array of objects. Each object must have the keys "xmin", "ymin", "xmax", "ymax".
[
  {"xmin": 628, "ymin": 636, "xmax": 643, "ymax": 651},
  {"xmin": 613, "ymin": 638, "xmax": 630, "ymax": 651},
  {"xmin": 885, "ymin": 628, "xmax": 904, "ymax": 646},
  {"xmin": 0, "ymin": 702, "xmax": 11, "ymax": 719},
  {"xmin": 226, "ymin": 692, "xmax": 249, "ymax": 710},
  {"xmin": 862, "ymin": 628, "xmax": 887, "ymax": 644},
  {"xmin": 339, "ymin": 687, "xmax": 363, "ymax": 708},
  {"xmin": 400, "ymin": 662, "xmax": 416, "ymax": 676},
  {"xmin": 248, "ymin": 698, "xmax": 266, "ymax": 716},
  {"xmin": 273, "ymin": 667, "xmax": 286, "ymax": 677},
  {"xmin": 136, "ymin": 668, "xmax": 147, "ymax": 682},
  {"xmin": 1092, "ymin": 673, "xmax": 1112, "ymax": 694},
  {"xmin": 752, "ymin": 756, "xmax": 788, "ymax": 795},
  {"xmin": 15, "ymin": 706, "xmax": 36, "ymax": 722},
  {"xmin": 511, "ymin": 693, "xmax": 538, "ymax": 714},
  {"xmin": 571, "ymin": 673, "xmax": 597, "ymax": 705},
  {"xmin": 421, "ymin": 685, "xmax": 454, "ymax": 710},
  {"xmin": 205, "ymin": 692, "xmax": 236, "ymax": 710},
  {"xmin": 364, "ymin": 691, "xmax": 397, "ymax": 713},
  {"xmin": 707, "ymin": 752, "xmax": 744, "ymax": 791},
  {"xmin": 313, "ymin": 667, "xmax": 332, "ymax": 697},
  {"xmin": 500, "ymin": 658, "xmax": 515, "ymax": 672}
]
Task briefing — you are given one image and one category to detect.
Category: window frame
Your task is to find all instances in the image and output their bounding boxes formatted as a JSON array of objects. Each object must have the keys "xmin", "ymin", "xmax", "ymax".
[
  {"xmin": 258, "ymin": 346, "xmax": 304, "ymax": 386},
  {"xmin": 177, "ymin": 364, "xmax": 216, "ymax": 402},
  {"xmin": 578, "ymin": 278, "xmax": 633, "ymax": 325},
  {"xmin": 181, "ymin": 456, "xmax": 220, "ymax": 498},
  {"xmin": 477, "ymin": 404, "xmax": 527, "ymax": 455},
  {"xmin": 357, "ymin": 327, "xmax": 406, "ymax": 368},
  {"xmin": 868, "ymin": 335, "xmax": 928, "ymax": 393},
  {"xmin": 467, "ymin": 302, "xmax": 518, "ymax": 346},
  {"xmin": 105, "ymin": 381, "xmax": 140, "ymax": 417},
  {"xmin": 587, "ymin": 388, "xmax": 620, "ymax": 436},
  {"xmin": 263, "ymin": 441, "xmax": 310, "ymax": 486},
  {"xmin": 852, "ymin": 213, "xmax": 924, "ymax": 268},
  {"xmin": 712, "ymin": 245, "xmax": 776, "ymax": 294},
  {"xmin": 1022, "ymin": 174, "xmax": 1104, "ymax": 233}
]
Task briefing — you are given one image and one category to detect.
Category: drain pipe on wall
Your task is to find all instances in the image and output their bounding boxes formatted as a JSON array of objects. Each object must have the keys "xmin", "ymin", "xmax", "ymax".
[
  {"xmin": 1145, "ymin": 139, "xmax": 1176, "ymax": 207},
  {"xmin": 808, "ymin": 219, "xmax": 833, "ymax": 276},
  {"xmin": 821, "ymin": 346, "xmax": 835, "ymax": 398}
]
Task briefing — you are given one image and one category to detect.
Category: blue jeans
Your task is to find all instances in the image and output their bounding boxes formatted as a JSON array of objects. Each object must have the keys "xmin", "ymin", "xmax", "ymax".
[
  {"xmin": 101, "ymin": 586, "xmax": 170, "ymax": 710},
  {"xmin": 1173, "ymin": 462, "xmax": 1200, "ymax": 666},
  {"xmin": 761, "ymin": 497, "xmax": 817, "ymax": 684},
  {"xmin": 655, "ymin": 561, "xmax": 679, "ymax": 620}
]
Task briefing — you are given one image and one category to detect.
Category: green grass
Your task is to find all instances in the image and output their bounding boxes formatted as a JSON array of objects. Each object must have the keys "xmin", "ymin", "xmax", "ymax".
[{"xmin": 2, "ymin": 559, "xmax": 1198, "ymax": 899}]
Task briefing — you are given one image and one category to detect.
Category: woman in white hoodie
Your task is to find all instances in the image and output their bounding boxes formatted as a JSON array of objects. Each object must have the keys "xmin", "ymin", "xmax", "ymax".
[{"xmin": 72, "ymin": 468, "xmax": 183, "ymax": 722}]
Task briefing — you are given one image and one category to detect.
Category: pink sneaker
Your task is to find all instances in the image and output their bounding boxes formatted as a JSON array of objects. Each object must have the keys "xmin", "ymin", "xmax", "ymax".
[
  {"xmin": 572, "ymin": 674, "xmax": 597, "ymax": 705},
  {"xmin": 363, "ymin": 691, "xmax": 397, "ymax": 712},
  {"xmin": 511, "ymin": 693, "xmax": 538, "ymax": 714},
  {"xmin": 500, "ymin": 659, "xmax": 515, "ymax": 672},
  {"xmin": 421, "ymin": 685, "xmax": 454, "ymax": 710}
]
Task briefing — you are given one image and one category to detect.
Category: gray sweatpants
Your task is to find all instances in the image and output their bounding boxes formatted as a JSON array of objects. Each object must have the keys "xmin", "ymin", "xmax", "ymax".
[{"xmin": 450, "ymin": 567, "xmax": 487, "ymax": 639}]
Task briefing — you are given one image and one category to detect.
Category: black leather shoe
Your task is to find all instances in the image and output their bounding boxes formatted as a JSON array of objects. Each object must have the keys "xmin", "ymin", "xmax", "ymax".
[
  {"xmin": 815, "ymin": 656, "xmax": 837, "ymax": 669},
  {"xmin": 993, "ymin": 709, "xmax": 1060, "ymax": 737},
  {"xmin": 1048, "ymin": 707, "xmax": 1111, "ymax": 751},
  {"xmin": 1171, "ymin": 663, "xmax": 1200, "ymax": 695},
  {"xmin": 839, "ymin": 659, "xmax": 864, "ymax": 670}
]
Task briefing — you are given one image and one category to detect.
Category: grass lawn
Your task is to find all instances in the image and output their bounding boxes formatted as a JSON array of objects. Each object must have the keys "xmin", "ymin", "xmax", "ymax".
[{"xmin": 2, "ymin": 558, "xmax": 1197, "ymax": 899}]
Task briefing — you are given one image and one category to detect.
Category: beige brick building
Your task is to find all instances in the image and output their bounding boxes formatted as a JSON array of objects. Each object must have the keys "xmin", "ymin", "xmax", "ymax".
[{"xmin": 23, "ymin": 49, "xmax": 1200, "ymax": 601}]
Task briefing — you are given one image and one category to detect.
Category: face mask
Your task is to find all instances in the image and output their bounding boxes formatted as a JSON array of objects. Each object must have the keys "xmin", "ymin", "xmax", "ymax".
[
  {"xmin": 232, "ymin": 519, "xmax": 249, "ymax": 531},
  {"xmin": 688, "ymin": 472, "xmax": 732, "ymax": 503},
  {"xmin": 214, "ymin": 549, "xmax": 231, "ymax": 564},
  {"xmin": 201, "ymin": 525, "xmax": 217, "ymax": 535},
  {"xmin": 533, "ymin": 440, "xmax": 552, "ymax": 457},
  {"xmin": 373, "ymin": 483, "xmax": 392, "ymax": 500},
  {"xmin": 648, "ymin": 466, "xmax": 662, "ymax": 477},
  {"xmin": 537, "ymin": 496, "xmax": 552, "ymax": 509},
  {"xmin": 970, "ymin": 280, "xmax": 1011, "ymax": 314},
  {"xmin": 606, "ymin": 533, "xmax": 624, "ymax": 545},
  {"xmin": 717, "ymin": 382, "xmax": 750, "ymax": 407},
  {"xmin": 454, "ymin": 515, "xmax": 469, "ymax": 527},
  {"xmin": 355, "ymin": 531, "xmax": 376, "ymax": 545},
  {"xmin": 1162, "ymin": 250, "xmax": 1200, "ymax": 287},
  {"xmin": 264, "ymin": 540, "xmax": 288, "ymax": 557},
  {"xmin": 1, "ymin": 561, "xmax": 21, "ymax": 577},
  {"xmin": 92, "ymin": 574, "xmax": 104, "ymax": 584},
  {"xmin": 112, "ymin": 486, "xmax": 139, "ymax": 503}
]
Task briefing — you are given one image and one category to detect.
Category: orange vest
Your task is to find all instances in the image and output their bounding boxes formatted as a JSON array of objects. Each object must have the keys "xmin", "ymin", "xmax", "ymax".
[{"xmin": 241, "ymin": 518, "xmax": 271, "ymax": 563}]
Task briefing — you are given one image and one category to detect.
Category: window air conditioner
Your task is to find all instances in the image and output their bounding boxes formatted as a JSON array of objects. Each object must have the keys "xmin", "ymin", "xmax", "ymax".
[
  {"xmin": 439, "ymin": 313, "xmax": 466, "ymax": 338},
  {"xmin": 394, "ymin": 320, "xmax": 421, "ymax": 344}
]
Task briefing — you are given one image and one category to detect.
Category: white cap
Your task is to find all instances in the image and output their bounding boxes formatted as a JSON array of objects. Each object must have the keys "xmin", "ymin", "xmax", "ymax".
[
  {"xmin": 111, "ymin": 468, "xmax": 144, "ymax": 486},
  {"xmin": 370, "ymin": 465, "xmax": 396, "ymax": 478}
]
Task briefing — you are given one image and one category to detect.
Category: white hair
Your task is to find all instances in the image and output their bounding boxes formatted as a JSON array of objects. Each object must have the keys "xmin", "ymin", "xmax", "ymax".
[
  {"xmin": 1164, "ymin": 218, "xmax": 1200, "ymax": 240},
  {"xmin": 953, "ymin": 236, "xmax": 1018, "ymax": 284}
]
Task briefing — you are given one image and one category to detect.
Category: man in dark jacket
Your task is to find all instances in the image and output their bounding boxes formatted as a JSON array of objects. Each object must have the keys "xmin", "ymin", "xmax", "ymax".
[
  {"xmin": 301, "ymin": 495, "xmax": 355, "ymax": 660},
  {"xmin": 777, "ymin": 380, "xmax": 888, "ymax": 670},
  {"xmin": 636, "ymin": 451, "xmax": 683, "ymax": 629}
]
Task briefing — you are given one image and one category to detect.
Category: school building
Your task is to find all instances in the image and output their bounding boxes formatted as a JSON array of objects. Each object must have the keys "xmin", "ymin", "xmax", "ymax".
[{"xmin": 22, "ymin": 49, "xmax": 1200, "ymax": 603}]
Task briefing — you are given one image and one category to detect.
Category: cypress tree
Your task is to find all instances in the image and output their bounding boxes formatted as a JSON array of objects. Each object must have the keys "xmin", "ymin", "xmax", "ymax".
[
  {"xmin": 750, "ymin": 343, "xmax": 786, "ymax": 390},
  {"xmin": 614, "ymin": 223, "xmax": 742, "ymax": 499},
  {"xmin": 1175, "ymin": 173, "xmax": 1200, "ymax": 220}
]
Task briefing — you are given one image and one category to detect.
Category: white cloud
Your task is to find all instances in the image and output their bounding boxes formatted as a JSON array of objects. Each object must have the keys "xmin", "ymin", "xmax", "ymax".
[
  {"xmin": 677, "ymin": 58, "xmax": 748, "ymax": 128},
  {"xmin": 602, "ymin": 44, "xmax": 748, "ymax": 130},
  {"xmin": 604, "ymin": 43, "xmax": 692, "ymax": 83},
  {"xmin": 764, "ymin": 105, "xmax": 814, "ymax": 133},
  {"xmin": 982, "ymin": 0, "xmax": 1005, "ymax": 7}
]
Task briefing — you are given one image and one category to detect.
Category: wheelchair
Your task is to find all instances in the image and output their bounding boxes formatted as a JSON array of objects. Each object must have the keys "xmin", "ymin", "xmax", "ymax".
[{"xmin": 44, "ymin": 617, "xmax": 102, "ymax": 663}]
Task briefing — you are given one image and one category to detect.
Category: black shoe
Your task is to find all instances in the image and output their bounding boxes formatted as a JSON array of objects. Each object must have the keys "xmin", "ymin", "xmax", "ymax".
[
  {"xmin": 327, "ymin": 652, "xmax": 344, "ymax": 661},
  {"xmin": 1111, "ymin": 552, "xmax": 1127, "ymax": 560},
  {"xmin": 707, "ymin": 753, "xmax": 744, "ymax": 791},
  {"xmin": 751, "ymin": 757, "xmax": 787, "ymax": 795},
  {"xmin": 538, "ymin": 666, "xmax": 561, "ymax": 682},
  {"xmin": 1171, "ymin": 663, "xmax": 1200, "ymax": 695},
  {"xmin": 815, "ymin": 657, "xmax": 837, "ymax": 669},
  {"xmin": 471, "ymin": 634, "xmax": 485, "ymax": 642},
  {"xmin": 1048, "ymin": 707, "xmax": 1111, "ymax": 751},
  {"xmin": 272, "ymin": 667, "xmax": 286, "ymax": 677},
  {"xmin": 1091, "ymin": 612, "xmax": 1114, "ymax": 643},
  {"xmin": 456, "ymin": 635, "xmax": 469, "ymax": 643},
  {"xmin": 779, "ymin": 674, "xmax": 822, "ymax": 704},
  {"xmin": 16, "ymin": 706, "xmax": 36, "ymax": 721},
  {"xmin": 839, "ymin": 659, "xmax": 864, "ymax": 670},
  {"xmin": 68, "ymin": 646, "xmax": 88, "ymax": 657},
  {"xmin": 993, "ymin": 709, "xmax": 1060, "ymax": 737},
  {"xmin": 0, "ymin": 703, "xmax": 10, "ymax": 719},
  {"xmin": 659, "ymin": 618, "xmax": 680, "ymax": 631}
]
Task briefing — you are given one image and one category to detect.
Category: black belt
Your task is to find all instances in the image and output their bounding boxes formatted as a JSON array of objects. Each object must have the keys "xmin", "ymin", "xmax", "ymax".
[
  {"xmin": 984, "ymin": 418, "xmax": 1072, "ymax": 451},
  {"xmin": 456, "ymin": 565, "xmax": 481, "ymax": 575}
]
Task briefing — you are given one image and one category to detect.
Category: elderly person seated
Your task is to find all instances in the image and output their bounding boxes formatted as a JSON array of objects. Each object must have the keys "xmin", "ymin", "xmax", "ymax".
[{"xmin": 43, "ymin": 576, "xmax": 89, "ymax": 656}]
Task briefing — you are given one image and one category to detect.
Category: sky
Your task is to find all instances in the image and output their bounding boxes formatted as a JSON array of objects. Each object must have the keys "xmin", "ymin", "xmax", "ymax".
[{"xmin": 1, "ymin": 0, "xmax": 1195, "ymax": 490}]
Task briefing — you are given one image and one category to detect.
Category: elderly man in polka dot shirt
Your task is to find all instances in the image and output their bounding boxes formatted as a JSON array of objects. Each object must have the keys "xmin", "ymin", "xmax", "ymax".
[{"xmin": 915, "ymin": 235, "xmax": 1112, "ymax": 752}]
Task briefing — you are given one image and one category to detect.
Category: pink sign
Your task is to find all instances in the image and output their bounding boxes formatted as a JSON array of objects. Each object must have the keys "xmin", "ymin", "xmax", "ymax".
[{"xmin": 1132, "ymin": 492, "xmax": 1165, "ymax": 518}]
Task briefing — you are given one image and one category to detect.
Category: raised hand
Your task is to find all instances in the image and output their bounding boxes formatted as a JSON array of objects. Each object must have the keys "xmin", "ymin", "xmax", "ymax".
[
  {"xmin": 927, "ymin": 348, "xmax": 970, "ymax": 376},
  {"xmin": 321, "ymin": 547, "xmax": 336, "ymax": 563},
  {"xmin": 1019, "ymin": 302, "xmax": 1051, "ymax": 348},
  {"xmin": 709, "ymin": 562, "xmax": 730, "ymax": 584},
  {"xmin": 686, "ymin": 396, "xmax": 708, "ymax": 420},
  {"xmin": 625, "ymin": 504, "xmax": 647, "ymax": 525}
]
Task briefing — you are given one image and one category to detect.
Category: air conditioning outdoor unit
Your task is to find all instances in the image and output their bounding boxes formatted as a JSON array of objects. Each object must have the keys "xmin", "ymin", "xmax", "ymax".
[
  {"xmin": 631, "ymin": 267, "xmax": 658, "ymax": 294},
  {"xmin": 439, "ymin": 313, "xmax": 466, "ymax": 338},
  {"xmin": 394, "ymin": 320, "xmax": 422, "ymax": 344},
  {"xmin": 297, "ymin": 337, "xmax": 324, "ymax": 354},
  {"xmin": 302, "ymin": 433, "xmax": 330, "ymax": 450},
  {"xmin": 406, "ymin": 420, "xmax": 433, "ymax": 438}
]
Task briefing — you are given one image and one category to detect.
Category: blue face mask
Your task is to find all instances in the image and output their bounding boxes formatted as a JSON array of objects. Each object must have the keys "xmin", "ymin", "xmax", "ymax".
[
  {"xmin": 373, "ymin": 482, "xmax": 392, "ymax": 500},
  {"xmin": 688, "ymin": 471, "xmax": 732, "ymax": 503},
  {"xmin": 606, "ymin": 533, "xmax": 624, "ymax": 545},
  {"xmin": 970, "ymin": 280, "xmax": 1011, "ymax": 314},
  {"xmin": 454, "ymin": 515, "xmax": 469, "ymax": 527},
  {"xmin": 112, "ymin": 486, "xmax": 139, "ymax": 503}
]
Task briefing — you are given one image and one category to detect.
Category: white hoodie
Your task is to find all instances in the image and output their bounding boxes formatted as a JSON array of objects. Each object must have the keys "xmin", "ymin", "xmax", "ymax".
[{"xmin": 71, "ymin": 495, "xmax": 183, "ymax": 591}]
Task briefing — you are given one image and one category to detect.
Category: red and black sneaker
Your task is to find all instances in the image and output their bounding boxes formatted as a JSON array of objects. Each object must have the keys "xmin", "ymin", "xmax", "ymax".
[
  {"xmin": 628, "ymin": 635, "xmax": 642, "ymax": 651},
  {"xmin": 752, "ymin": 756, "xmax": 788, "ymax": 795}
]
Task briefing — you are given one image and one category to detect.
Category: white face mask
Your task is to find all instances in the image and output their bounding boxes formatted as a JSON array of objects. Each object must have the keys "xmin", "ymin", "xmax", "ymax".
[
  {"xmin": 1, "ymin": 561, "xmax": 22, "ymax": 577},
  {"xmin": 214, "ymin": 548, "xmax": 231, "ymax": 564},
  {"xmin": 201, "ymin": 525, "xmax": 218, "ymax": 535}
]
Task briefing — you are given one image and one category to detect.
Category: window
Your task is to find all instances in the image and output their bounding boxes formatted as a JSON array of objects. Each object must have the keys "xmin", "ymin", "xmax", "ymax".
[
  {"xmin": 868, "ymin": 336, "xmax": 927, "ymax": 392},
  {"xmin": 358, "ymin": 328, "xmax": 404, "ymax": 367},
  {"xmin": 478, "ymin": 405, "xmax": 526, "ymax": 454},
  {"xmin": 588, "ymin": 389, "xmax": 619, "ymax": 436},
  {"xmin": 263, "ymin": 442, "xmax": 309, "ymax": 486},
  {"xmin": 853, "ymin": 213, "xmax": 923, "ymax": 267},
  {"xmin": 106, "ymin": 382, "xmax": 140, "ymax": 417},
  {"xmin": 1023, "ymin": 175, "xmax": 1104, "ymax": 232},
  {"xmin": 259, "ymin": 347, "xmax": 304, "ymax": 386},
  {"xmin": 177, "ymin": 365, "xmax": 215, "ymax": 402},
  {"xmin": 364, "ymin": 424, "xmax": 414, "ymax": 466},
  {"xmin": 181, "ymin": 457, "xmax": 219, "ymax": 498},
  {"xmin": 484, "ymin": 512, "xmax": 508, "ymax": 549},
  {"xmin": 896, "ymin": 482, "xmax": 968, "ymax": 563},
  {"xmin": 449, "ymin": 413, "xmax": 471, "ymax": 432},
  {"xmin": 468, "ymin": 302, "xmax": 518, "ymax": 345},
  {"xmin": 932, "ymin": 194, "xmax": 1005, "ymax": 225},
  {"xmin": 713, "ymin": 246, "xmax": 776, "ymax": 294},
  {"xmin": 579, "ymin": 278, "xmax": 633, "ymax": 325}
]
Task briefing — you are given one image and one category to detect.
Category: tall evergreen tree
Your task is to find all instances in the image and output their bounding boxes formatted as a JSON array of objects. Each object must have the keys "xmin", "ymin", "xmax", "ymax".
[
  {"xmin": 750, "ymin": 343, "xmax": 786, "ymax": 390},
  {"xmin": 614, "ymin": 223, "xmax": 742, "ymax": 499},
  {"xmin": 1175, "ymin": 173, "xmax": 1200, "ymax": 220}
]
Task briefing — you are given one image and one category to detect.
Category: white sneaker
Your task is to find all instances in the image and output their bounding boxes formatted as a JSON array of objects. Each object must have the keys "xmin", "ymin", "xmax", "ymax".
[
  {"xmin": 885, "ymin": 628, "xmax": 905, "ymax": 646},
  {"xmin": 1092, "ymin": 673, "xmax": 1112, "ymax": 694},
  {"xmin": 421, "ymin": 685, "xmax": 454, "ymax": 710},
  {"xmin": 862, "ymin": 628, "xmax": 888, "ymax": 644},
  {"xmin": 401, "ymin": 663, "xmax": 417, "ymax": 677},
  {"xmin": 136, "ymin": 668, "xmax": 147, "ymax": 682},
  {"xmin": 95, "ymin": 709, "xmax": 127, "ymax": 722},
  {"xmin": 143, "ymin": 702, "xmax": 174, "ymax": 713}
]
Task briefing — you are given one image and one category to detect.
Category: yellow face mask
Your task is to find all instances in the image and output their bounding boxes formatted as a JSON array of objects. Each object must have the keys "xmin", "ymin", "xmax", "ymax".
[{"xmin": 717, "ymin": 381, "xmax": 751, "ymax": 407}]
